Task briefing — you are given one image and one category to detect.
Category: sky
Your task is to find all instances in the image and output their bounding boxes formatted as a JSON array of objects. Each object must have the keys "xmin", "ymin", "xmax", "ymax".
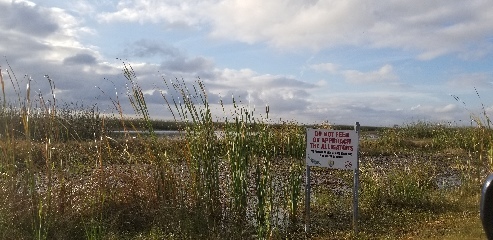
[{"xmin": 1, "ymin": 0, "xmax": 493, "ymax": 127}]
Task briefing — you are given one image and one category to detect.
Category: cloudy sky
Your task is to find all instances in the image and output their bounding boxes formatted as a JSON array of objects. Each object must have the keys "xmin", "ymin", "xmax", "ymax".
[{"xmin": 2, "ymin": 0, "xmax": 493, "ymax": 126}]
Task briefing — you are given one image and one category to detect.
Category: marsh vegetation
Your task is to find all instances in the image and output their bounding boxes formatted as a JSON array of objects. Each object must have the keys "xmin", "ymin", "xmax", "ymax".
[{"xmin": 0, "ymin": 64, "xmax": 491, "ymax": 239}]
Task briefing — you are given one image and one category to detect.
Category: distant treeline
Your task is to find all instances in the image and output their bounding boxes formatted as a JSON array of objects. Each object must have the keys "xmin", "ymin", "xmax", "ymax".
[{"xmin": 103, "ymin": 118, "xmax": 384, "ymax": 132}]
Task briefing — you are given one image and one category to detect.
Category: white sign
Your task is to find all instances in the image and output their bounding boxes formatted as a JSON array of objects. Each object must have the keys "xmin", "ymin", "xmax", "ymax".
[{"xmin": 305, "ymin": 129, "xmax": 358, "ymax": 170}]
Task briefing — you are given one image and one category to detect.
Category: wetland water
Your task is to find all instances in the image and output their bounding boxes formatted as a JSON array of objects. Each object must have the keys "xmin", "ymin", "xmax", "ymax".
[
  {"xmin": 110, "ymin": 130, "xmax": 183, "ymax": 137},
  {"xmin": 109, "ymin": 130, "xmax": 462, "ymax": 191}
]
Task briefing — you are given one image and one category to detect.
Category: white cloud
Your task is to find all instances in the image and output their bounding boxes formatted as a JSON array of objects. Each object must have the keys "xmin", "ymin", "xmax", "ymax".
[
  {"xmin": 310, "ymin": 63, "xmax": 339, "ymax": 74},
  {"xmin": 210, "ymin": 0, "xmax": 493, "ymax": 59},
  {"xmin": 193, "ymin": 67, "xmax": 316, "ymax": 117},
  {"xmin": 435, "ymin": 104, "xmax": 458, "ymax": 113},
  {"xmin": 90, "ymin": 0, "xmax": 493, "ymax": 60},
  {"xmin": 343, "ymin": 64, "xmax": 398, "ymax": 84},
  {"xmin": 0, "ymin": 1, "xmax": 98, "ymax": 65},
  {"xmin": 99, "ymin": 0, "xmax": 493, "ymax": 59},
  {"xmin": 98, "ymin": 0, "xmax": 214, "ymax": 27},
  {"xmin": 447, "ymin": 73, "xmax": 493, "ymax": 91},
  {"xmin": 408, "ymin": 103, "xmax": 460, "ymax": 116},
  {"xmin": 411, "ymin": 104, "xmax": 421, "ymax": 111},
  {"xmin": 208, "ymin": 0, "xmax": 374, "ymax": 48},
  {"xmin": 310, "ymin": 63, "xmax": 399, "ymax": 84},
  {"xmin": 210, "ymin": 68, "xmax": 312, "ymax": 90}
]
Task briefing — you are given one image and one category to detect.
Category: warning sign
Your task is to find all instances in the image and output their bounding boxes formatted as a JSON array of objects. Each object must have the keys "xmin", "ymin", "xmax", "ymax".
[{"xmin": 305, "ymin": 129, "xmax": 358, "ymax": 170}]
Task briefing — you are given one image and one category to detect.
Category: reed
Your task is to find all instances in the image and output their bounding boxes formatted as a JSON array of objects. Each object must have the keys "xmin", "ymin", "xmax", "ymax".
[{"xmin": 223, "ymin": 99, "xmax": 252, "ymax": 223}]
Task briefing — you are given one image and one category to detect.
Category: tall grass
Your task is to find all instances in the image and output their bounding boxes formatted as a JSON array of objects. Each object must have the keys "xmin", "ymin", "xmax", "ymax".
[
  {"xmin": 154, "ymin": 71, "xmax": 308, "ymax": 237},
  {"xmin": 171, "ymin": 77, "xmax": 222, "ymax": 232},
  {"xmin": 1, "ymin": 61, "xmax": 492, "ymax": 239},
  {"xmin": 0, "ymin": 63, "xmax": 110, "ymax": 239},
  {"xmin": 453, "ymin": 89, "xmax": 493, "ymax": 166}
]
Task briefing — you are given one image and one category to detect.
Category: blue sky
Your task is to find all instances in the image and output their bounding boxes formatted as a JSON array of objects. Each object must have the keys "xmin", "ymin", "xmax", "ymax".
[{"xmin": 2, "ymin": 0, "xmax": 493, "ymax": 126}]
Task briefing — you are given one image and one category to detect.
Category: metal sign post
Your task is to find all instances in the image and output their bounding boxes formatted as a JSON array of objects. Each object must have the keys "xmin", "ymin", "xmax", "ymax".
[
  {"xmin": 305, "ymin": 165, "xmax": 311, "ymax": 233},
  {"xmin": 304, "ymin": 122, "xmax": 360, "ymax": 235},
  {"xmin": 353, "ymin": 122, "xmax": 360, "ymax": 235}
]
